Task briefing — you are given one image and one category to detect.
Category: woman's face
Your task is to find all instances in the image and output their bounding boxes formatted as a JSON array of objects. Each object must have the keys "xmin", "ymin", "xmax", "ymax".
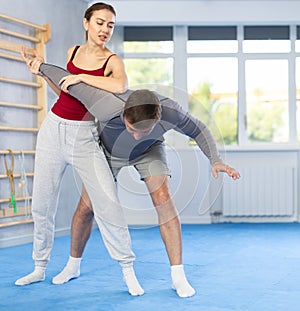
[{"xmin": 84, "ymin": 9, "xmax": 116, "ymax": 45}]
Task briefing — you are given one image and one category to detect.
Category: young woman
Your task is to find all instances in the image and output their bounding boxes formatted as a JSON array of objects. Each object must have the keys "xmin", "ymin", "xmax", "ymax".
[{"xmin": 15, "ymin": 2, "xmax": 144, "ymax": 296}]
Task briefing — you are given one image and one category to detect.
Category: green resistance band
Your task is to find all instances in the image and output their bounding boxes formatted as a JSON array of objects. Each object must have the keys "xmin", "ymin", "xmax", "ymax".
[{"xmin": 4, "ymin": 149, "xmax": 17, "ymax": 213}]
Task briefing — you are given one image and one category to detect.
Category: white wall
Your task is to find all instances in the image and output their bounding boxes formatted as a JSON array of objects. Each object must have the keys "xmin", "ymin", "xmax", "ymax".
[
  {"xmin": 103, "ymin": 0, "xmax": 300, "ymax": 25},
  {"xmin": 119, "ymin": 148, "xmax": 212, "ymax": 226},
  {"xmin": 1, "ymin": 0, "xmax": 300, "ymax": 248},
  {"xmin": 0, "ymin": 0, "xmax": 89, "ymax": 247},
  {"xmin": 103, "ymin": 0, "xmax": 300, "ymax": 226}
]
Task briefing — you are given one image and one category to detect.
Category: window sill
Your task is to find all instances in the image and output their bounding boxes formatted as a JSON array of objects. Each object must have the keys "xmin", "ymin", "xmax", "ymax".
[{"xmin": 219, "ymin": 144, "xmax": 300, "ymax": 152}]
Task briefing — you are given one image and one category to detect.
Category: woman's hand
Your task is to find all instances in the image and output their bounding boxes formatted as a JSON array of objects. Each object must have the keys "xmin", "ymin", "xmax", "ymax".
[
  {"xmin": 21, "ymin": 46, "xmax": 44, "ymax": 75},
  {"xmin": 59, "ymin": 75, "xmax": 82, "ymax": 93},
  {"xmin": 212, "ymin": 162, "xmax": 241, "ymax": 180}
]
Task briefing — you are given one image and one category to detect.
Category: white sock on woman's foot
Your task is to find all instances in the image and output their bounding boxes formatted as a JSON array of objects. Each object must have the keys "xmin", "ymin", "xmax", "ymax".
[
  {"xmin": 122, "ymin": 266, "xmax": 144, "ymax": 296},
  {"xmin": 15, "ymin": 266, "xmax": 46, "ymax": 286},
  {"xmin": 52, "ymin": 256, "xmax": 81, "ymax": 285},
  {"xmin": 171, "ymin": 264, "xmax": 195, "ymax": 298}
]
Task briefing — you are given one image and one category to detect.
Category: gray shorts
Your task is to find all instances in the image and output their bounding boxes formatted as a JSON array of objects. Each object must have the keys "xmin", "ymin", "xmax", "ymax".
[{"xmin": 102, "ymin": 141, "xmax": 171, "ymax": 180}]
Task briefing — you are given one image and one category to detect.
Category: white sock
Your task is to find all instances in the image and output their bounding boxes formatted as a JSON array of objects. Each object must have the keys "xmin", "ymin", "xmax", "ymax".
[
  {"xmin": 122, "ymin": 266, "xmax": 144, "ymax": 296},
  {"xmin": 52, "ymin": 256, "xmax": 81, "ymax": 285},
  {"xmin": 15, "ymin": 266, "xmax": 46, "ymax": 286},
  {"xmin": 171, "ymin": 264, "xmax": 195, "ymax": 298}
]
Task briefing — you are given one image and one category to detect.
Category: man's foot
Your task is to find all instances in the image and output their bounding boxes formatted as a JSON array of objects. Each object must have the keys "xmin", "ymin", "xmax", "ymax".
[
  {"xmin": 122, "ymin": 266, "xmax": 144, "ymax": 296},
  {"xmin": 171, "ymin": 265, "xmax": 195, "ymax": 298},
  {"xmin": 15, "ymin": 267, "xmax": 45, "ymax": 286}
]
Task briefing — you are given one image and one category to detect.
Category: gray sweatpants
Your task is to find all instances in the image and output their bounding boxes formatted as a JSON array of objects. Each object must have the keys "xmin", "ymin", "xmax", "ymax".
[{"xmin": 32, "ymin": 111, "xmax": 135, "ymax": 268}]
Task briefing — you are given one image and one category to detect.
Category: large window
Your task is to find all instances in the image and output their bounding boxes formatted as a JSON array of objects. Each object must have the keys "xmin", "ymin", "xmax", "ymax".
[
  {"xmin": 295, "ymin": 26, "xmax": 300, "ymax": 53},
  {"xmin": 123, "ymin": 26, "xmax": 173, "ymax": 96},
  {"xmin": 121, "ymin": 24, "xmax": 299, "ymax": 147},
  {"xmin": 243, "ymin": 26, "xmax": 290, "ymax": 53},
  {"xmin": 297, "ymin": 58, "xmax": 300, "ymax": 142},
  {"xmin": 187, "ymin": 26, "xmax": 238, "ymax": 145},
  {"xmin": 296, "ymin": 27, "xmax": 300, "ymax": 142},
  {"xmin": 243, "ymin": 26, "xmax": 291, "ymax": 144},
  {"xmin": 124, "ymin": 58, "xmax": 173, "ymax": 94},
  {"xmin": 188, "ymin": 57, "xmax": 238, "ymax": 145},
  {"xmin": 245, "ymin": 59, "xmax": 289, "ymax": 143},
  {"xmin": 187, "ymin": 26, "xmax": 238, "ymax": 54}
]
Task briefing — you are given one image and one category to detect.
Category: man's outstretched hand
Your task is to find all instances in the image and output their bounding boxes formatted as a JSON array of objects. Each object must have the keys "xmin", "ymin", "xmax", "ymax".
[{"xmin": 212, "ymin": 162, "xmax": 241, "ymax": 180}]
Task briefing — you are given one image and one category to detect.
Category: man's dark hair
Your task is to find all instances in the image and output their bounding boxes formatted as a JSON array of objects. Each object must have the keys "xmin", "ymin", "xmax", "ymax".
[{"xmin": 123, "ymin": 90, "xmax": 162, "ymax": 129}]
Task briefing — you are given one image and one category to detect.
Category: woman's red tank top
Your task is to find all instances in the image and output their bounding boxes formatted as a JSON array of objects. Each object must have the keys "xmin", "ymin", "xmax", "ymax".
[{"xmin": 51, "ymin": 46, "xmax": 115, "ymax": 121}]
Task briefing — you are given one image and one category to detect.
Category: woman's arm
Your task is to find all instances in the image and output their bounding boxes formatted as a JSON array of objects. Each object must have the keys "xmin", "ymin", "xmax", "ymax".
[
  {"xmin": 21, "ymin": 46, "xmax": 61, "ymax": 96},
  {"xmin": 80, "ymin": 55, "xmax": 128, "ymax": 93},
  {"xmin": 59, "ymin": 48, "xmax": 128, "ymax": 94}
]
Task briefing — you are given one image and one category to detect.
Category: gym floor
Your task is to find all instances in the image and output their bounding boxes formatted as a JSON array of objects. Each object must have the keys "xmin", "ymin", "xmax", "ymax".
[{"xmin": 2, "ymin": 223, "xmax": 300, "ymax": 311}]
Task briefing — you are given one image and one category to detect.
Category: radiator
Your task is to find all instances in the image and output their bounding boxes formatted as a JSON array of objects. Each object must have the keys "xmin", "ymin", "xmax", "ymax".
[{"xmin": 222, "ymin": 166, "xmax": 296, "ymax": 217}]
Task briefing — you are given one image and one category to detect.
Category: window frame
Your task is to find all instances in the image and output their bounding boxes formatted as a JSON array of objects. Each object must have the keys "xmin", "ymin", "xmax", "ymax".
[{"xmin": 118, "ymin": 24, "xmax": 299, "ymax": 148}]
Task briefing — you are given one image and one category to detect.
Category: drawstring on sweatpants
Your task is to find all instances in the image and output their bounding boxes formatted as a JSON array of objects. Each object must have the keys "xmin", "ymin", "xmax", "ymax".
[{"xmin": 57, "ymin": 122, "xmax": 67, "ymax": 145}]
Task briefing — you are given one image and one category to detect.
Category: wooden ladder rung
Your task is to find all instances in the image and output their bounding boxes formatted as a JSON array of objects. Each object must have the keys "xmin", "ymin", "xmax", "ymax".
[
  {"xmin": 0, "ymin": 39, "xmax": 36, "ymax": 55},
  {"xmin": 0, "ymin": 76, "xmax": 41, "ymax": 88},
  {"xmin": 0, "ymin": 150, "xmax": 36, "ymax": 155},
  {"xmin": 0, "ymin": 101, "xmax": 42, "ymax": 110},
  {"xmin": 0, "ymin": 28, "xmax": 40, "ymax": 43},
  {"xmin": 0, "ymin": 13, "xmax": 47, "ymax": 31},
  {"xmin": 0, "ymin": 51, "xmax": 23, "ymax": 62},
  {"xmin": 0, "ymin": 206, "xmax": 31, "ymax": 218},
  {"xmin": 0, "ymin": 126, "xmax": 39, "ymax": 132},
  {"xmin": 0, "ymin": 172, "xmax": 34, "ymax": 179},
  {"xmin": 0, "ymin": 196, "xmax": 32, "ymax": 204},
  {"xmin": 0, "ymin": 219, "xmax": 33, "ymax": 228}
]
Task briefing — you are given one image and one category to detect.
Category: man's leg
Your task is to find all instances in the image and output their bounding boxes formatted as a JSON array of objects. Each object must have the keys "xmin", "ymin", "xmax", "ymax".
[
  {"xmin": 52, "ymin": 186, "xmax": 94, "ymax": 285},
  {"xmin": 71, "ymin": 186, "xmax": 94, "ymax": 258},
  {"xmin": 144, "ymin": 175, "xmax": 195, "ymax": 298}
]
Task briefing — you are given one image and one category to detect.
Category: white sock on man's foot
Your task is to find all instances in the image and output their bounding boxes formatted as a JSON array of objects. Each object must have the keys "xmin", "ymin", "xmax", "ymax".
[
  {"xmin": 171, "ymin": 264, "xmax": 195, "ymax": 298},
  {"xmin": 15, "ymin": 266, "xmax": 46, "ymax": 286},
  {"xmin": 122, "ymin": 266, "xmax": 144, "ymax": 296},
  {"xmin": 52, "ymin": 256, "xmax": 81, "ymax": 285}
]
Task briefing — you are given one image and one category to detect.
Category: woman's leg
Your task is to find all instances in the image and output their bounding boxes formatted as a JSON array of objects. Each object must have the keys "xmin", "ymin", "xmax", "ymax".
[{"xmin": 15, "ymin": 113, "xmax": 67, "ymax": 285}]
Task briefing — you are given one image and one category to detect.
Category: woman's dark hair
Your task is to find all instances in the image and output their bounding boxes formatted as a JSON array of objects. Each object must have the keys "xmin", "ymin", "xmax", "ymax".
[
  {"xmin": 84, "ymin": 2, "xmax": 116, "ymax": 20},
  {"xmin": 84, "ymin": 2, "xmax": 116, "ymax": 40},
  {"xmin": 123, "ymin": 90, "xmax": 162, "ymax": 128}
]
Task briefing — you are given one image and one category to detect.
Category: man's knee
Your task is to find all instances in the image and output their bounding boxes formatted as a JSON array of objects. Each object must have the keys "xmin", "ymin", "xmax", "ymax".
[
  {"xmin": 145, "ymin": 175, "xmax": 171, "ymax": 205},
  {"xmin": 151, "ymin": 187, "xmax": 172, "ymax": 207}
]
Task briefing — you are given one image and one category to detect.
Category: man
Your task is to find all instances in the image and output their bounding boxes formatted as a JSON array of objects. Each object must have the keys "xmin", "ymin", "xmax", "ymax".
[{"xmin": 39, "ymin": 63, "xmax": 240, "ymax": 298}]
